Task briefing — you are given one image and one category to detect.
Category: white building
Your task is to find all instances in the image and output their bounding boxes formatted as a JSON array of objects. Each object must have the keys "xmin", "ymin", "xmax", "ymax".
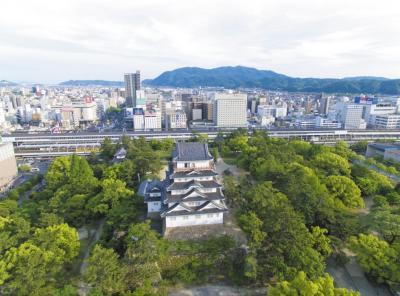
[
  {"xmin": 213, "ymin": 93, "xmax": 247, "ymax": 127},
  {"xmin": 144, "ymin": 110, "xmax": 162, "ymax": 130},
  {"xmin": 257, "ymin": 104, "xmax": 287, "ymax": 119},
  {"xmin": 167, "ymin": 111, "xmax": 187, "ymax": 129},
  {"xmin": 336, "ymin": 103, "xmax": 366, "ymax": 129},
  {"xmin": 364, "ymin": 103, "xmax": 396, "ymax": 126},
  {"xmin": 374, "ymin": 114, "xmax": 400, "ymax": 129},
  {"xmin": 140, "ymin": 142, "xmax": 228, "ymax": 231},
  {"xmin": 315, "ymin": 116, "xmax": 341, "ymax": 128}
]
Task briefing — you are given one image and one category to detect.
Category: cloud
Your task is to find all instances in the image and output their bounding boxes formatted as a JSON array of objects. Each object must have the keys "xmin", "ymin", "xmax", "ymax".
[{"xmin": 0, "ymin": 0, "xmax": 399, "ymax": 83}]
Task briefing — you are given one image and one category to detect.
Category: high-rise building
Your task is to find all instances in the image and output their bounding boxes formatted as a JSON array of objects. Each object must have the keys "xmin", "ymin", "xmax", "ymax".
[
  {"xmin": 213, "ymin": 93, "xmax": 247, "ymax": 127},
  {"xmin": 318, "ymin": 96, "xmax": 330, "ymax": 115},
  {"xmin": 124, "ymin": 71, "xmax": 141, "ymax": 107}
]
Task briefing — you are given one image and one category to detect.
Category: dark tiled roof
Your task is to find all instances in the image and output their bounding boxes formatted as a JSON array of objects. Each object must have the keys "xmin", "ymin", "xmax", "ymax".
[
  {"xmin": 165, "ymin": 188, "xmax": 224, "ymax": 203},
  {"xmin": 170, "ymin": 170, "xmax": 218, "ymax": 179},
  {"xmin": 368, "ymin": 143, "xmax": 400, "ymax": 152},
  {"xmin": 173, "ymin": 142, "xmax": 213, "ymax": 161},
  {"xmin": 162, "ymin": 207, "xmax": 227, "ymax": 217},
  {"xmin": 161, "ymin": 200, "xmax": 228, "ymax": 217},
  {"xmin": 138, "ymin": 179, "xmax": 165, "ymax": 202},
  {"xmin": 167, "ymin": 180, "xmax": 222, "ymax": 191}
]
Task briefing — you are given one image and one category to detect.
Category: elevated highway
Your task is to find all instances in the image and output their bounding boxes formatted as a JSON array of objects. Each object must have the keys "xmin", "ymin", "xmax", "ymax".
[{"xmin": 3, "ymin": 129, "xmax": 400, "ymax": 157}]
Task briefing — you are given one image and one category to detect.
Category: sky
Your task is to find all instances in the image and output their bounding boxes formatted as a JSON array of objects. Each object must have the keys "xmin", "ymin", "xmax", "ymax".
[{"xmin": 1, "ymin": 0, "xmax": 400, "ymax": 83}]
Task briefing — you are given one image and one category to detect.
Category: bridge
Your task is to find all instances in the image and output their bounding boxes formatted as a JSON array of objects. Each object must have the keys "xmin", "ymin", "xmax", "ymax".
[{"xmin": 3, "ymin": 128, "xmax": 400, "ymax": 157}]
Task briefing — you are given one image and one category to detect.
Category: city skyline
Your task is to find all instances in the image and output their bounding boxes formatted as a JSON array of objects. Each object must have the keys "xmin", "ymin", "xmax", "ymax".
[{"xmin": 1, "ymin": 0, "xmax": 400, "ymax": 83}]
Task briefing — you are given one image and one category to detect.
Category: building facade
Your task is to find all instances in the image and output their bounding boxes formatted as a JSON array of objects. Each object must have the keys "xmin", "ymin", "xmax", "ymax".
[
  {"xmin": 0, "ymin": 141, "xmax": 17, "ymax": 190},
  {"xmin": 124, "ymin": 71, "xmax": 140, "ymax": 107},
  {"xmin": 213, "ymin": 93, "xmax": 247, "ymax": 127}
]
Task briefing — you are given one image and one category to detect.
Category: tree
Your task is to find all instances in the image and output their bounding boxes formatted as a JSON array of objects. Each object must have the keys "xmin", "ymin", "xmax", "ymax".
[
  {"xmin": 371, "ymin": 209, "xmax": 400, "ymax": 243},
  {"xmin": 349, "ymin": 234, "xmax": 400, "ymax": 284},
  {"xmin": 312, "ymin": 152, "xmax": 351, "ymax": 176},
  {"xmin": 310, "ymin": 226, "xmax": 332, "ymax": 257},
  {"xmin": 89, "ymin": 178, "xmax": 133, "ymax": 214},
  {"xmin": 85, "ymin": 245, "xmax": 126, "ymax": 296},
  {"xmin": 240, "ymin": 182, "xmax": 326, "ymax": 281},
  {"xmin": 325, "ymin": 176, "xmax": 364, "ymax": 208},
  {"xmin": 4, "ymin": 242, "xmax": 62, "ymax": 295},
  {"xmin": 45, "ymin": 155, "xmax": 98, "ymax": 194},
  {"xmin": 350, "ymin": 141, "xmax": 368, "ymax": 154},
  {"xmin": 30, "ymin": 223, "xmax": 80, "ymax": 263},
  {"xmin": 269, "ymin": 271, "xmax": 360, "ymax": 296},
  {"xmin": 124, "ymin": 222, "xmax": 164, "ymax": 290},
  {"xmin": 277, "ymin": 163, "xmax": 329, "ymax": 224},
  {"xmin": 0, "ymin": 215, "xmax": 31, "ymax": 253},
  {"xmin": 100, "ymin": 137, "xmax": 116, "ymax": 160},
  {"xmin": 45, "ymin": 156, "xmax": 71, "ymax": 191}
]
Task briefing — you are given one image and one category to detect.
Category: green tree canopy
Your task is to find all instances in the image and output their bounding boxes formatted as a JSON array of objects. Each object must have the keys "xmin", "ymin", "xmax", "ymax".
[
  {"xmin": 85, "ymin": 245, "xmax": 127, "ymax": 296},
  {"xmin": 269, "ymin": 271, "xmax": 360, "ymax": 296},
  {"xmin": 325, "ymin": 176, "xmax": 364, "ymax": 208},
  {"xmin": 349, "ymin": 234, "xmax": 400, "ymax": 284}
]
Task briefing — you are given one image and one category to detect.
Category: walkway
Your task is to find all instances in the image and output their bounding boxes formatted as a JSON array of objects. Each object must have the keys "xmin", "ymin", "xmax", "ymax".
[
  {"xmin": 327, "ymin": 257, "xmax": 392, "ymax": 296},
  {"xmin": 170, "ymin": 285, "xmax": 266, "ymax": 296}
]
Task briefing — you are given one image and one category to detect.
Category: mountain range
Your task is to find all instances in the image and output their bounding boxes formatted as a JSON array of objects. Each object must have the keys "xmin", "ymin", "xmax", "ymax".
[
  {"xmin": 0, "ymin": 80, "xmax": 18, "ymax": 87},
  {"xmin": 143, "ymin": 66, "xmax": 400, "ymax": 94}
]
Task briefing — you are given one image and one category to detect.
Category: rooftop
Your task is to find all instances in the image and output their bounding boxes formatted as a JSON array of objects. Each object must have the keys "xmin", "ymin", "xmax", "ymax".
[
  {"xmin": 368, "ymin": 143, "xmax": 400, "ymax": 152},
  {"xmin": 173, "ymin": 142, "xmax": 213, "ymax": 162}
]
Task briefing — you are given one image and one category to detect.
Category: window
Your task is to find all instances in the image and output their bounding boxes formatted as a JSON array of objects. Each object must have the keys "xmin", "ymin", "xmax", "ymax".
[
  {"xmin": 207, "ymin": 214, "xmax": 213, "ymax": 218},
  {"xmin": 153, "ymin": 202, "xmax": 158, "ymax": 206},
  {"xmin": 196, "ymin": 215, "xmax": 201, "ymax": 219},
  {"xmin": 170, "ymin": 217, "xmax": 176, "ymax": 221},
  {"xmin": 183, "ymin": 216, "xmax": 189, "ymax": 220}
]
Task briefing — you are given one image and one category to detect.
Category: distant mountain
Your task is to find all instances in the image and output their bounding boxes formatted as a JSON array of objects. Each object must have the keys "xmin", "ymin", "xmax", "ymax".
[
  {"xmin": 60, "ymin": 80, "xmax": 124, "ymax": 87},
  {"xmin": 144, "ymin": 66, "xmax": 400, "ymax": 94},
  {"xmin": 342, "ymin": 76, "xmax": 389, "ymax": 81},
  {"xmin": 0, "ymin": 80, "xmax": 18, "ymax": 86}
]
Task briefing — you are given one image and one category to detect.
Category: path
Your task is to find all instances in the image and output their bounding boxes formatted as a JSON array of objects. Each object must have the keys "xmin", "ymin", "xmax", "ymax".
[
  {"xmin": 169, "ymin": 285, "xmax": 266, "ymax": 296},
  {"xmin": 79, "ymin": 218, "xmax": 106, "ymax": 274},
  {"xmin": 327, "ymin": 256, "xmax": 392, "ymax": 296},
  {"xmin": 215, "ymin": 156, "xmax": 245, "ymax": 180}
]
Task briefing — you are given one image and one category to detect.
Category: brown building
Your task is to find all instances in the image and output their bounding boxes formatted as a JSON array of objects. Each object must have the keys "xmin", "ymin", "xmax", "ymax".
[{"xmin": 0, "ymin": 142, "xmax": 18, "ymax": 190}]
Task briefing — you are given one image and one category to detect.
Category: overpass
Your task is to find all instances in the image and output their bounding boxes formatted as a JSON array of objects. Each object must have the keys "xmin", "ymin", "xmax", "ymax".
[{"xmin": 3, "ymin": 129, "xmax": 400, "ymax": 157}]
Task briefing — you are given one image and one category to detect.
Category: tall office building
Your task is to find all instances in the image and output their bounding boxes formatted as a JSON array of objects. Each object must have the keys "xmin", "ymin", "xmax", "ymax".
[
  {"xmin": 318, "ymin": 96, "xmax": 330, "ymax": 115},
  {"xmin": 213, "ymin": 93, "xmax": 247, "ymax": 127},
  {"xmin": 124, "ymin": 71, "xmax": 141, "ymax": 107}
]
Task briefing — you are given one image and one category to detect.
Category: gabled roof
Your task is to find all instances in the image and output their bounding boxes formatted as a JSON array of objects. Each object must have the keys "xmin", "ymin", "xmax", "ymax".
[
  {"xmin": 197, "ymin": 200, "xmax": 227, "ymax": 211},
  {"xmin": 160, "ymin": 200, "xmax": 228, "ymax": 217},
  {"xmin": 167, "ymin": 179, "xmax": 222, "ymax": 191},
  {"xmin": 173, "ymin": 142, "xmax": 213, "ymax": 161},
  {"xmin": 138, "ymin": 179, "xmax": 165, "ymax": 202},
  {"xmin": 164, "ymin": 188, "xmax": 224, "ymax": 203},
  {"xmin": 170, "ymin": 170, "xmax": 218, "ymax": 179}
]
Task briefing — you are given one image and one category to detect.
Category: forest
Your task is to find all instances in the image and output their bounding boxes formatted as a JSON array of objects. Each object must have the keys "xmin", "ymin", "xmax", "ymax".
[{"xmin": 1, "ymin": 132, "xmax": 399, "ymax": 295}]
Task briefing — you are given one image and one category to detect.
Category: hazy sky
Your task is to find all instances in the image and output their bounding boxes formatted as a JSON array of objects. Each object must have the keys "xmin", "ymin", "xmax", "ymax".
[{"xmin": 1, "ymin": 0, "xmax": 400, "ymax": 83}]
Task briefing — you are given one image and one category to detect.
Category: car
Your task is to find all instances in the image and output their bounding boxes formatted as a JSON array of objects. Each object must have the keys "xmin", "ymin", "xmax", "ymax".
[{"xmin": 30, "ymin": 167, "xmax": 40, "ymax": 172}]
